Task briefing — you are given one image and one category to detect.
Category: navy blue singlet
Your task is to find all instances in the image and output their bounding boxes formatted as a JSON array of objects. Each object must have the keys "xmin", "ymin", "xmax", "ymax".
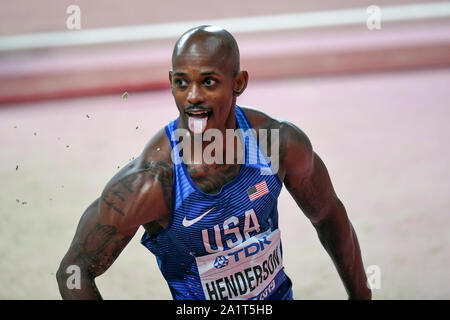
[{"xmin": 141, "ymin": 105, "xmax": 293, "ymax": 300}]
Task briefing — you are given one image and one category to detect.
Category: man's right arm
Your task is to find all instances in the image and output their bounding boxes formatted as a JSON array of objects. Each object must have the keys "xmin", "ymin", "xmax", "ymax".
[
  {"xmin": 56, "ymin": 197, "xmax": 136, "ymax": 299},
  {"xmin": 56, "ymin": 156, "xmax": 172, "ymax": 299}
]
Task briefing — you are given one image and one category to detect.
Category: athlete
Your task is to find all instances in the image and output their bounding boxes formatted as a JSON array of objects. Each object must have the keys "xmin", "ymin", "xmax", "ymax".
[{"xmin": 56, "ymin": 25, "xmax": 371, "ymax": 300}]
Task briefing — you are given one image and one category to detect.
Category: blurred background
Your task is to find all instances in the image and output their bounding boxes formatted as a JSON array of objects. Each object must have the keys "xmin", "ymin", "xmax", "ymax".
[{"xmin": 1, "ymin": 0, "xmax": 449, "ymax": 299}]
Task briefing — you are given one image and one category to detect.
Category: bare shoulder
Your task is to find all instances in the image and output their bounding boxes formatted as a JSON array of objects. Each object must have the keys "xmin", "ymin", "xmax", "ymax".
[
  {"xmin": 99, "ymin": 127, "xmax": 173, "ymax": 232},
  {"xmin": 241, "ymin": 106, "xmax": 313, "ymax": 173},
  {"xmin": 239, "ymin": 105, "xmax": 281, "ymax": 131},
  {"xmin": 240, "ymin": 106, "xmax": 313, "ymax": 179},
  {"xmin": 278, "ymin": 119, "xmax": 313, "ymax": 178}
]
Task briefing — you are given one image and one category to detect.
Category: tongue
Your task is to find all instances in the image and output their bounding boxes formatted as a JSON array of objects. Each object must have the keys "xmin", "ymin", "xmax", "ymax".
[{"xmin": 188, "ymin": 116, "xmax": 208, "ymax": 134}]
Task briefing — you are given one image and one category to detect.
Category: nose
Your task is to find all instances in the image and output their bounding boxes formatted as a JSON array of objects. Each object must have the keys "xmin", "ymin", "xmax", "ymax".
[{"xmin": 187, "ymin": 83, "xmax": 204, "ymax": 105}]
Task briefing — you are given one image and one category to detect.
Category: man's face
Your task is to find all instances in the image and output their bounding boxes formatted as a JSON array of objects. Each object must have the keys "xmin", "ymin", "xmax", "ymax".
[{"xmin": 170, "ymin": 48, "xmax": 236, "ymax": 134}]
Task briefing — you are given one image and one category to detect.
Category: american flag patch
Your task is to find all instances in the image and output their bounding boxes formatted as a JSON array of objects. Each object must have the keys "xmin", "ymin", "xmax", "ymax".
[{"xmin": 247, "ymin": 181, "xmax": 269, "ymax": 201}]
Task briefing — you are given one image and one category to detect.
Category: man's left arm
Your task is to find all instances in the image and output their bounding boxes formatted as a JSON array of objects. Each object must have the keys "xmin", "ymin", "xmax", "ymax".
[{"xmin": 279, "ymin": 121, "xmax": 371, "ymax": 300}]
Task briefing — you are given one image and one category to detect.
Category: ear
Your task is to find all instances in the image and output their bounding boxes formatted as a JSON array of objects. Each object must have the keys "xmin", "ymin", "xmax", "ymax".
[
  {"xmin": 169, "ymin": 71, "xmax": 173, "ymax": 87},
  {"xmin": 233, "ymin": 71, "xmax": 248, "ymax": 96}
]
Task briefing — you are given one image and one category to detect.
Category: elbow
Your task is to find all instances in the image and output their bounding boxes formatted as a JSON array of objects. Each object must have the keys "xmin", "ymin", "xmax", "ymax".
[
  {"xmin": 56, "ymin": 259, "xmax": 90, "ymax": 298},
  {"xmin": 56, "ymin": 262, "xmax": 68, "ymax": 288},
  {"xmin": 312, "ymin": 200, "xmax": 354, "ymax": 252},
  {"xmin": 309, "ymin": 205, "xmax": 335, "ymax": 230},
  {"xmin": 311, "ymin": 197, "xmax": 347, "ymax": 229},
  {"xmin": 56, "ymin": 259, "xmax": 85, "ymax": 289},
  {"xmin": 56, "ymin": 265, "xmax": 66, "ymax": 296}
]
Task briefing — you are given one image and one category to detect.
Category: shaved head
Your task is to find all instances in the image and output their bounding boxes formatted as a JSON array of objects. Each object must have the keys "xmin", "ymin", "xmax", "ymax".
[
  {"xmin": 172, "ymin": 25, "xmax": 240, "ymax": 75},
  {"xmin": 170, "ymin": 26, "xmax": 248, "ymax": 135}
]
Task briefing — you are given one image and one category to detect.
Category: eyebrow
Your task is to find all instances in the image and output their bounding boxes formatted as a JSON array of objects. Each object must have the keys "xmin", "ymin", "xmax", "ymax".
[
  {"xmin": 200, "ymin": 71, "xmax": 220, "ymax": 76},
  {"xmin": 172, "ymin": 72, "xmax": 187, "ymax": 77},
  {"xmin": 171, "ymin": 71, "xmax": 220, "ymax": 77}
]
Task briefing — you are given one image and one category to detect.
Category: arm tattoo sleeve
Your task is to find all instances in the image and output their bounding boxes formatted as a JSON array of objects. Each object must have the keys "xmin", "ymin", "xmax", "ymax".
[{"xmin": 78, "ymin": 223, "xmax": 132, "ymax": 277}]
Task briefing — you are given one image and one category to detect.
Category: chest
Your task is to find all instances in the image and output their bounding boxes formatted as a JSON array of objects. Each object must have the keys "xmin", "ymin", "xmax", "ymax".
[
  {"xmin": 171, "ymin": 165, "xmax": 282, "ymax": 256},
  {"xmin": 186, "ymin": 163, "xmax": 242, "ymax": 195}
]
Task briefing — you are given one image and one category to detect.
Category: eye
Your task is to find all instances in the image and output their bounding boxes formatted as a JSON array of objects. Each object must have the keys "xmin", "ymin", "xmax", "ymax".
[
  {"xmin": 203, "ymin": 77, "xmax": 217, "ymax": 87},
  {"xmin": 174, "ymin": 78, "xmax": 188, "ymax": 88}
]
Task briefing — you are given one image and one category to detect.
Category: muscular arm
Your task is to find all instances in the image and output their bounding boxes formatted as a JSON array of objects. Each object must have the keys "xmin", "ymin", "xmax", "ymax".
[
  {"xmin": 280, "ymin": 121, "xmax": 371, "ymax": 300},
  {"xmin": 56, "ymin": 198, "xmax": 135, "ymax": 299},
  {"xmin": 56, "ymin": 150, "xmax": 173, "ymax": 299}
]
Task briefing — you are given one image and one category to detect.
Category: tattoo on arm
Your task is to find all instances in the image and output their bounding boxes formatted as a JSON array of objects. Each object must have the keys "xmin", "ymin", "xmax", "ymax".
[
  {"xmin": 143, "ymin": 160, "xmax": 173, "ymax": 210},
  {"xmin": 118, "ymin": 179, "xmax": 134, "ymax": 193},
  {"xmin": 101, "ymin": 191, "xmax": 126, "ymax": 217},
  {"xmin": 100, "ymin": 161, "xmax": 173, "ymax": 216},
  {"xmin": 100, "ymin": 173, "xmax": 137, "ymax": 217},
  {"xmin": 78, "ymin": 223, "xmax": 132, "ymax": 278}
]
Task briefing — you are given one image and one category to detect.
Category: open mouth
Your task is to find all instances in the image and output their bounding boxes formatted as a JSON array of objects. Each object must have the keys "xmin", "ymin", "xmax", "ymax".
[
  {"xmin": 186, "ymin": 109, "xmax": 212, "ymax": 118},
  {"xmin": 185, "ymin": 109, "xmax": 212, "ymax": 133}
]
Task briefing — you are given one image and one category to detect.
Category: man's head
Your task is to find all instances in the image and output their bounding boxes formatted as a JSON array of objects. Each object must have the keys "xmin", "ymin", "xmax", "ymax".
[{"xmin": 170, "ymin": 25, "xmax": 248, "ymax": 134}]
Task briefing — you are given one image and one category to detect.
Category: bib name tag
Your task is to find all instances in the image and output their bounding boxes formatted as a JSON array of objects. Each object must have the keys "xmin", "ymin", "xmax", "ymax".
[{"xmin": 195, "ymin": 229, "xmax": 285, "ymax": 300}]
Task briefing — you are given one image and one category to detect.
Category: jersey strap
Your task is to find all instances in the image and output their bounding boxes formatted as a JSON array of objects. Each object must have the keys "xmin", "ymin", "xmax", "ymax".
[{"xmin": 164, "ymin": 118, "xmax": 196, "ymax": 211}]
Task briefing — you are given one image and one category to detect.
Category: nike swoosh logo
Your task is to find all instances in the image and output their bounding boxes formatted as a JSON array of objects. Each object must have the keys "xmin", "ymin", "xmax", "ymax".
[{"xmin": 182, "ymin": 207, "xmax": 215, "ymax": 227}]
